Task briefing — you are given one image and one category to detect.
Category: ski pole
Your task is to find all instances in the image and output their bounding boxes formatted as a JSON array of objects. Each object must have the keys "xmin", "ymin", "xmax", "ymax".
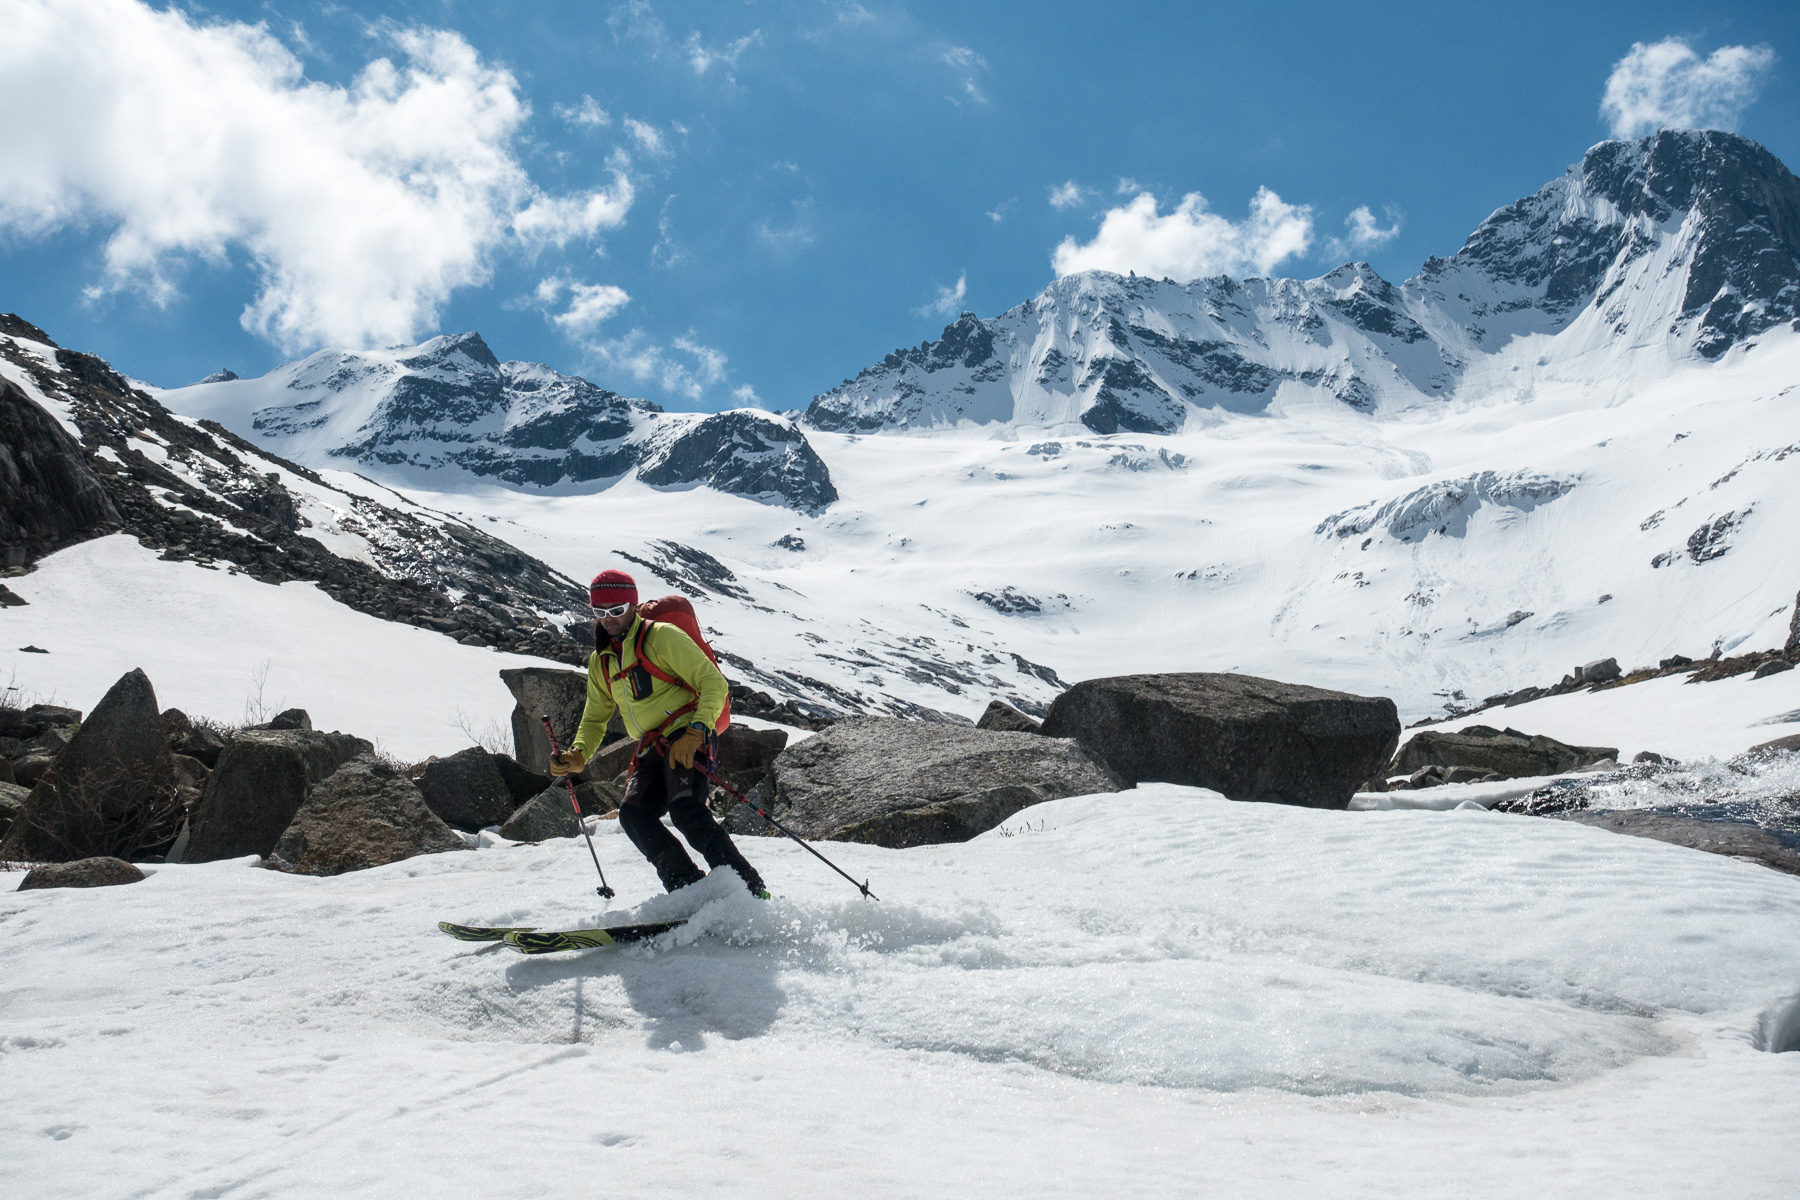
[
  {"xmin": 658, "ymin": 735, "xmax": 877, "ymax": 901},
  {"xmin": 542, "ymin": 714, "xmax": 615, "ymax": 900}
]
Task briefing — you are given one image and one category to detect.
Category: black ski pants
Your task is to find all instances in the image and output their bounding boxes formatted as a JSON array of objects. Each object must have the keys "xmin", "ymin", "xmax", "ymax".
[{"xmin": 617, "ymin": 742, "xmax": 763, "ymax": 894}]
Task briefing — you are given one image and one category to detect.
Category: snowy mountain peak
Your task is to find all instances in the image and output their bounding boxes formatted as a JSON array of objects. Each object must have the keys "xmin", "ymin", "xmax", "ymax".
[
  {"xmin": 161, "ymin": 335, "xmax": 834, "ymax": 512},
  {"xmin": 1414, "ymin": 129, "xmax": 1800, "ymax": 359},
  {"xmin": 807, "ymin": 132, "xmax": 1800, "ymax": 434}
]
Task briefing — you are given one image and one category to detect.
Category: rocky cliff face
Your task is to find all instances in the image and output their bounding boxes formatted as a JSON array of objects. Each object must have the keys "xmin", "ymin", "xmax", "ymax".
[
  {"xmin": 805, "ymin": 131, "xmax": 1800, "ymax": 434},
  {"xmin": 0, "ymin": 318, "xmax": 594, "ymax": 662},
  {"xmin": 163, "ymin": 332, "xmax": 837, "ymax": 512},
  {"xmin": 1412, "ymin": 129, "xmax": 1800, "ymax": 359}
]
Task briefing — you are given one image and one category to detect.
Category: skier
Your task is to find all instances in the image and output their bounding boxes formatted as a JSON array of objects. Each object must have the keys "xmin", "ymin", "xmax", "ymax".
[{"xmin": 550, "ymin": 569, "xmax": 769, "ymax": 898}]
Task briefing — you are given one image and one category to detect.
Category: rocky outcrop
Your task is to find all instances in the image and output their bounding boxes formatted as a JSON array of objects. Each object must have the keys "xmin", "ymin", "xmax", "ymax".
[
  {"xmin": 0, "ymin": 669, "xmax": 179, "ymax": 863},
  {"xmin": 1552, "ymin": 810, "xmax": 1800, "ymax": 876},
  {"xmin": 489, "ymin": 753, "xmax": 552, "ymax": 807},
  {"xmin": 727, "ymin": 717, "xmax": 1124, "ymax": 847},
  {"xmin": 267, "ymin": 755, "xmax": 466, "ymax": 876},
  {"xmin": 639, "ymin": 411, "xmax": 837, "ymax": 514},
  {"xmin": 0, "ymin": 375, "xmax": 121, "ymax": 567},
  {"xmin": 1788, "ymin": 590, "xmax": 1800, "ymax": 659},
  {"xmin": 1040, "ymin": 673, "xmax": 1399, "ymax": 809},
  {"xmin": 498, "ymin": 784, "xmax": 595, "ymax": 842},
  {"xmin": 499, "ymin": 667, "xmax": 608, "ymax": 775},
  {"xmin": 975, "ymin": 701, "xmax": 1041, "ymax": 734},
  {"xmin": 1391, "ymin": 726, "xmax": 1617, "ymax": 780},
  {"xmin": 0, "ymin": 320, "xmax": 593, "ymax": 663},
  {"xmin": 183, "ymin": 729, "xmax": 371, "ymax": 862},
  {"xmin": 417, "ymin": 746, "xmax": 514, "ymax": 832},
  {"xmin": 713, "ymin": 726, "xmax": 787, "ymax": 792},
  {"xmin": 0, "ymin": 780, "xmax": 27, "ymax": 839},
  {"xmin": 17, "ymin": 856, "xmax": 146, "ymax": 890}
]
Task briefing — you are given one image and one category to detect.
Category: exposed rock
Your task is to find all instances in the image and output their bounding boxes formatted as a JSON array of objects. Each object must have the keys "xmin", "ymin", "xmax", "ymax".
[
  {"xmin": 1040, "ymin": 673, "xmax": 1399, "ymax": 809},
  {"xmin": 573, "ymin": 778, "xmax": 625, "ymax": 815},
  {"xmin": 12, "ymin": 755, "xmax": 54, "ymax": 787},
  {"xmin": 17, "ymin": 856, "xmax": 146, "ymax": 890},
  {"xmin": 1503, "ymin": 686, "xmax": 1549, "ymax": 707},
  {"xmin": 1754, "ymin": 659, "xmax": 1795, "ymax": 680},
  {"xmin": 1, "ymin": 320, "xmax": 593, "ymax": 663},
  {"xmin": 726, "ymin": 717, "xmax": 1124, "ymax": 848},
  {"xmin": 1748, "ymin": 733, "xmax": 1800, "ymax": 756},
  {"xmin": 0, "ymin": 376, "xmax": 122, "ymax": 567},
  {"xmin": 0, "ymin": 583, "xmax": 27, "ymax": 606},
  {"xmin": 1660, "ymin": 655, "xmax": 1695, "ymax": 670},
  {"xmin": 489, "ymin": 753, "xmax": 552, "ymax": 807},
  {"xmin": 0, "ymin": 779, "xmax": 26, "ymax": 837},
  {"xmin": 174, "ymin": 724, "xmax": 227, "ymax": 768},
  {"xmin": 170, "ymin": 754, "xmax": 209, "ymax": 791},
  {"xmin": 0, "ymin": 756, "xmax": 13, "ymax": 785},
  {"xmin": 1632, "ymin": 751, "xmax": 1675, "ymax": 765},
  {"xmin": 498, "ymin": 785, "xmax": 592, "ymax": 841},
  {"xmin": 638, "ymin": 410, "xmax": 838, "ymax": 514},
  {"xmin": 584, "ymin": 736, "xmax": 640, "ymax": 782},
  {"xmin": 714, "ymin": 725, "xmax": 788, "ymax": 791},
  {"xmin": 499, "ymin": 667, "xmax": 613, "ymax": 775},
  {"xmin": 1391, "ymin": 725, "xmax": 1617, "ymax": 780},
  {"xmin": 183, "ymin": 729, "xmax": 371, "ymax": 862},
  {"xmin": 416, "ymin": 746, "xmax": 514, "ymax": 832},
  {"xmin": 0, "ymin": 668, "xmax": 179, "ymax": 863},
  {"xmin": 267, "ymin": 755, "xmax": 466, "ymax": 876},
  {"xmin": 1551, "ymin": 811, "xmax": 1800, "ymax": 875},
  {"xmin": 251, "ymin": 708, "xmax": 313, "ymax": 731},
  {"xmin": 976, "ymin": 700, "xmax": 1042, "ymax": 734},
  {"xmin": 1788, "ymin": 590, "xmax": 1800, "ymax": 658},
  {"xmin": 25, "ymin": 703, "xmax": 82, "ymax": 727},
  {"xmin": 728, "ymin": 681, "xmax": 838, "ymax": 731},
  {"xmin": 1576, "ymin": 658, "xmax": 1622, "ymax": 685}
]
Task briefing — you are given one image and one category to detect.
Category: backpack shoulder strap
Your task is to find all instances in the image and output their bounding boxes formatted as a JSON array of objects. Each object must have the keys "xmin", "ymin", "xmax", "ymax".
[{"xmin": 632, "ymin": 618, "xmax": 694, "ymax": 693}]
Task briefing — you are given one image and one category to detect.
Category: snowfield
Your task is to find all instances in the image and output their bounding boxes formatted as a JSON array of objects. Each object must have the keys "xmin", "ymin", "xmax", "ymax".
[
  {"xmin": 0, "ymin": 535, "xmax": 548, "ymax": 761},
  {"xmin": 4, "ymin": 787, "xmax": 1798, "ymax": 1198}
]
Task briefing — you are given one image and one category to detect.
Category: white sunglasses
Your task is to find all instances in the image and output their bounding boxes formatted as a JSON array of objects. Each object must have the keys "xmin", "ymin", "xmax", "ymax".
[{"xmin": 591, "ymin": 601, "xmax": 632, "ymax": 619}]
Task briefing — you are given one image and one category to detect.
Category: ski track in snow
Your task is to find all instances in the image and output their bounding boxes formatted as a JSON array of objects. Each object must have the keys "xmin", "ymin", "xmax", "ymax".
[{"xmin": 4, "ymin": 787, "xmax": 1799, "ymax": 1198}]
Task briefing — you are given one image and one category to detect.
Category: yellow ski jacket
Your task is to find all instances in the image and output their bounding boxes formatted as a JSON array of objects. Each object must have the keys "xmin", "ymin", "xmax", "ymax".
[{"xmin": 572, "ymin": 614, "xmax": 729, "ymax": 755}]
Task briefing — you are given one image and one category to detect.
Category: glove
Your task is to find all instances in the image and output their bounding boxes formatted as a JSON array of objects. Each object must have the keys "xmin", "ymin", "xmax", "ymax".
[
  {"xmin": 667, "ymin": 725, "xmax": 706, "ymax": 770},
  {"xmin": 549, "ymin": 748, "xmax": 586, "ymax": 777}
]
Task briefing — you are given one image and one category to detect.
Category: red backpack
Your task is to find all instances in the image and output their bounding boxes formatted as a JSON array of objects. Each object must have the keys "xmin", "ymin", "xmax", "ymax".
[{"xmin": 607, "ymin": 595, "xmax": 731, "ymax": 736}]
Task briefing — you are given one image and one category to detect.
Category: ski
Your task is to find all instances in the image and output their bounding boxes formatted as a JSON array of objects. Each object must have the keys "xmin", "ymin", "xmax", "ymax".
[
  {"xmin": 439, "ymin": 921, "xmax": 538, "ymax": 942},
  {"xmin": 502, "ymin": 920, "xmax": 687, "ymax": 955}
]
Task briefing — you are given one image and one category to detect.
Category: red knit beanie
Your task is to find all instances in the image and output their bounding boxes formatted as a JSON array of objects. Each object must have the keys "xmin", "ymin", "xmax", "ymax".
[{"xmin": 588, "ymin": 569, "xmax": 638, "ymax": 608}]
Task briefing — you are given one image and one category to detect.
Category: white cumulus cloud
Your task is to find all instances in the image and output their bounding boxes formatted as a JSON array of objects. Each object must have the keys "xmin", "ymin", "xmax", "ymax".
[
  {"xmin": 0, "ymin": 0, "xmax": 631, "ymax": 352},
  {"xmin": 554, "ymin": 95, "xmax": 611, "ymax": 127},
  {"xmin": 624, "ymin": 118, "xmax": 670, "ymax": 156},
  {"xmin": 535, "ymin": 276, "xmax": 632, "ymax": 334},
  {"xmin": 1601, "ymin": 38, "xmax": 1776, "ymax": 139},
  {"xmin": 1048, "ymin": 181, "xmax": 1088, "ymax": 210},
  {"xmin": 591, "ymin": 329, "xmax": 731, "ymax": 401},
  {"xmin": 916, "ymin": 272, "xmax": 968, "ymax": 317},
  {"xmin": 1052, "ymin": 188, "xmax": 1314, "ymax": 281},
  {"xmin": 1324, "ymin": 205, "xmax": 1402, "ymax": 260}
]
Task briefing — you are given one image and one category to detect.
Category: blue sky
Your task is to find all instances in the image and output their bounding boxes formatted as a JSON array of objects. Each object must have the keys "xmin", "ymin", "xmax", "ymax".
[{"xmin": 3, "ymin": 1, "xmax": 1796, "ymax": 410}]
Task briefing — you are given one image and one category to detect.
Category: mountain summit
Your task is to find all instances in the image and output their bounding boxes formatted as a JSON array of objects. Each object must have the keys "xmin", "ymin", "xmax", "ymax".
[
  {"xmin": 162, "ymin": 333, "xmax": 837, "ymax": 513},
  {"xmin": 806, "ymin": 130, "xmax": 1800, "ymax": 435}
]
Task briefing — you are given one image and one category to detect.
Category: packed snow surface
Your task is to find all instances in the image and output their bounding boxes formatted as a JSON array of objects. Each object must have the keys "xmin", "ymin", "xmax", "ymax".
[{"xmin": 4, "ymin": 787, "xmax": 1798, "ymax": 1197}]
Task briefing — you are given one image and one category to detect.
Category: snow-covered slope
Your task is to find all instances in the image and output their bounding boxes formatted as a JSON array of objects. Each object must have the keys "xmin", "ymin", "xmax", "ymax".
[
  {"xmin": 806, "ymin": 130, "xmax": 1800, "ymax": 434},
  {"xmin": 4, "ymin": 786, "xmax": 1798, "ymax": 1197},
  {"xmin": 161, "ymin": 332, "xmax": 837, "ymax": 512},
  {"xmin": 375, "ymin": 326, "xmax": 1800, "ymax": 731}
]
